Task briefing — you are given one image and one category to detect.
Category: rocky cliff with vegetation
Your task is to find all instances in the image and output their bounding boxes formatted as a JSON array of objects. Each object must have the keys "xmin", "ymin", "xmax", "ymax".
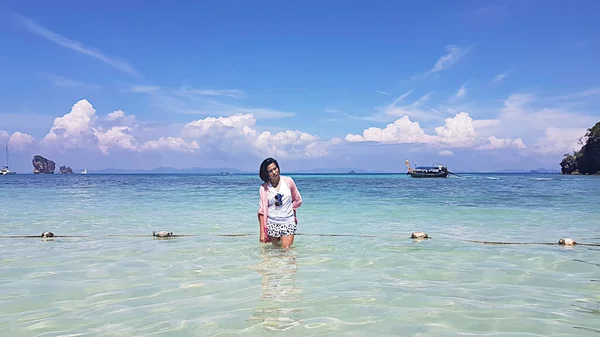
[
  {"xmin": 32, "ymin": 155, "xmax": 56, "ymax": 174},
  {"xmin": 59, "ymin": 166, "xmax": 73, "ymax": 174},
  {"xmin": 560, "ymin": 121, "xmax": 600, "ymax": 175}
]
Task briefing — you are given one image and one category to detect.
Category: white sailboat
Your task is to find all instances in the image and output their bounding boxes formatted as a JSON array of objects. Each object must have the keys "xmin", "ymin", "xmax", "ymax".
[
  {"xmin": 81, "ymin": 168, "xmax": 88, "ymax": 175},
  {"xmin": 1, "ymin": 141, "xmax": 16, "ymax": 175}
]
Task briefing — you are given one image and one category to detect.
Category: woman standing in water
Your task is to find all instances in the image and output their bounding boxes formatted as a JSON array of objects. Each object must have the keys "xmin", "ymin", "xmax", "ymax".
[{"xmin": 257, "ymin": 158, "xmax": 303, "ymax": 249}]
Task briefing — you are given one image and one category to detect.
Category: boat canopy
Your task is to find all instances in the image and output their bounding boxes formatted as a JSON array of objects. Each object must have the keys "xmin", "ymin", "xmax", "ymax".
[{"xmin": 414, "ymin": 166, "xmax": 442, "ymax": 170}]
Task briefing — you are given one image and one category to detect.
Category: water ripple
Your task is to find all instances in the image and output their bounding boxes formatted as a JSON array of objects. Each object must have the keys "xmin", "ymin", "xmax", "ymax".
[{"xmin": 1, "ymin": 174, "xmax": 600, "ymax": 336}]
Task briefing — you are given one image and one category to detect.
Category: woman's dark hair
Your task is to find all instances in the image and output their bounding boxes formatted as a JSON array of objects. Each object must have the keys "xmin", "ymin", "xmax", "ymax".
[{"xmin": 259, "ymin": 157, "xmax": 279, "ymax": 182}]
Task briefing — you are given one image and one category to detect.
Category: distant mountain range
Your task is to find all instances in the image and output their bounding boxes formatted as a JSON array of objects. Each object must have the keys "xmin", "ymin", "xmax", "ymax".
[
  {"xmin": 289, "ymin": 168, "xmax": 387, "ymax": 174},
  {"xmin": 91, "ymin": 166, "xmax": 249, "ymax": 174},
  {"xmin": 501, "ymin": 168, "xmax": 561, "ymax": 173},
  {"xmin": 85, "ymin": 166, "xmax": 560, "ymax": 174},
  {"xmin": 89, "ymin": 166, "xmax": 388, "ymax": 174}
]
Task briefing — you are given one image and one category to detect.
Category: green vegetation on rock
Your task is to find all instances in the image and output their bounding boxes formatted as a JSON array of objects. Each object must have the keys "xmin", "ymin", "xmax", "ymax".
[{"xmin": 560, "ymin": 121, "xmax": 600, "ymax": 175}]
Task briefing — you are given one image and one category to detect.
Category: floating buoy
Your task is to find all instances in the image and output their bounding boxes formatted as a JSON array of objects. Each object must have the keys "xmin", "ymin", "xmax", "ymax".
[
  {"xmin": 41, "ymin": 231, "xmax": 54, "ymax": 238},
  {"xmin": 153, "ymin": 231, "xmax": 173, "ymax": 238},
  {"xmin": 411, "ymin": 232, "xmax": 429, "ymax": 239},
  {"xmin": 558, "ymin": 238, "xmax": 576, "ymax": 246}
]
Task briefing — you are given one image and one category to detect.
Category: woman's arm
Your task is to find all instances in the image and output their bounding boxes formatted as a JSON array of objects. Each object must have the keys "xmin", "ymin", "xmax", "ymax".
[
  {"xmin": 287, "ymin": 177, "xmax": 303, "ymax": 209},
  {"xmin": 286, "ymin": 177, "xmax": 301, "ymax": 224},
  {"xmin": 258, "ymin": 214, "xmax": 267, "ymax": 242},
  {"xmin": 257, "ymin": 186, "xmax": 268, "ymax": 242}
]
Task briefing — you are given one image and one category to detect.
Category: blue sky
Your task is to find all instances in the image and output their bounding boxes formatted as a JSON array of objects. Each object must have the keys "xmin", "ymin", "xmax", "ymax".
[{"xmin": 1, "ymin": 0, "xmax": 599, "ymax": 173}]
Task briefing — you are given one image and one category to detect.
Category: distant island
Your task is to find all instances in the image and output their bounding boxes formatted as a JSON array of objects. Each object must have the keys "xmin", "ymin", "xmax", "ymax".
[
  {"xmin": 32, "ymin": 155, "xmax": 55, "ymax": 174},
  {"xmin": 529, "ymin": 169, "xmax": 560, "ymax": 174},
  {"xmin": 31, "ymin": 155, "xmax": 77, "ymax": 174},
  {"xmin": 501, "ymin": 168, "xmax": 560, "ymax": 174},
  {"xmin": 560, "ymin": 121, "xmax": 600, "ymax": 175},
  {"xmin": 59, "ymin": 166, "xmax": 74, "ymax": 174},
  {"xmin": 81, "ymin": 166, "xmax": 561, "ymax": 175}
]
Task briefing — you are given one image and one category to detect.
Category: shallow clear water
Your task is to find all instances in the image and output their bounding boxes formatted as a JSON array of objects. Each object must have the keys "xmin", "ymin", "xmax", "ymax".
[{"xmin": 1, "ymin": 173, "xmax": 599, "ymax": 336}]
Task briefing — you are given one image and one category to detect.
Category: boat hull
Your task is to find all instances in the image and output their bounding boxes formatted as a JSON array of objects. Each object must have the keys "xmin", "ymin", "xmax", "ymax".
[
  {"xmin": 1, "ymin": 171, "xmax": 16, "ymax": 175},
  {"xmin": 409, "ymin": 171, "xmax": 448, "ymax": 178}
]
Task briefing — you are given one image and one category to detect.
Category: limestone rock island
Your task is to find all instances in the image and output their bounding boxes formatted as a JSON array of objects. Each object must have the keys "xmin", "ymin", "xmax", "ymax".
[
  {"xmin": 59, "ymin": 166, "xmax": 73, "ymax": 174},
  {"xmin": 32, "ymin": 155, "xmax": 56, "ymax": 174}
]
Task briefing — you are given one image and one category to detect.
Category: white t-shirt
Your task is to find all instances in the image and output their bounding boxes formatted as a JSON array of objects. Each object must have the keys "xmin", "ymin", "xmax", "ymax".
[{"xmin": 266, "ymin": 179, "xmax": 295, "ymax": 225}]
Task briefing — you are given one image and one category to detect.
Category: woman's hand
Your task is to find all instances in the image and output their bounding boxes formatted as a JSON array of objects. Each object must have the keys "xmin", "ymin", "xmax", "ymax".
[{"xmin": 260, "ymin": 232, "xmax": 269, "ymax": 243}]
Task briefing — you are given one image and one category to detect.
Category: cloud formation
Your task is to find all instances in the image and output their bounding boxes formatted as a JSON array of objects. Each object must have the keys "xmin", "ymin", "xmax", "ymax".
[
  {"xmin": 177, "ymin": 88, "xmax": 246, "ymax": 99},
  {"xmin": 384, "ymin": 90, "xmax": 444, "ymax": 121},
  {"xmin": 27, "ymin": 99, "xmax": 329, "ymax": 160},
  {"xmin": 130, "ymin": 85, "xmax": 295, "ymax": 119},
  {"xmin": 0, "ymin": 130, "xmax": 36, "ymax": 152},
  {"xmin": 2, "ymin": 80, "xmax": 596, "ymax": 172},
  {"xmin": 345, "ymin": 112, "xmax": 482, "ymax": 148},
  {"xmin": 414, "ymin": 45, "xmax": 470, "ymax": 79},
  {"xmin": 15, "ymin": 14, "xmax": 139, "ymax": 76}
]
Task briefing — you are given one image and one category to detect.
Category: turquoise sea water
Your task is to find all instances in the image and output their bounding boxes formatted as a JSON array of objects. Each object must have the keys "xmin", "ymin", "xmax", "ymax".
[{"xmin": 1, "ymin": 173, "xmax": 599, "ymax": 336}]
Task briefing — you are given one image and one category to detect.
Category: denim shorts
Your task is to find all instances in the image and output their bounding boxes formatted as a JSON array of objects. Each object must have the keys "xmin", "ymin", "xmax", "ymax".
[{"xmin": 267, "ymin": 221, "xmax": 297, "ymax": 237}]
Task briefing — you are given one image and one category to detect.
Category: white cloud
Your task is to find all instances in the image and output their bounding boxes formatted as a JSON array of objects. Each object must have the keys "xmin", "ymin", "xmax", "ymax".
[
  {"xmin": 476, "ymin": 136, "xmax": 525, "ymax": 150},
  {"xmin": 388, "ymin": 89, "xmax": 414, "ymax": 108},
  {"xmin": 142, "ymin": 137, "xmax": 200, "ymax": 153},
  {"xmin": 499, "ymin": 93, "xmax": 597, "ymax": 135},
  {"xmin": 47, "ymin": 75, "xmax": 98, "ymax": 89},
  {"xmin": 492, "ymin": 72, "xmax": 508, "ymax": 82},
  {"xmin": 182, "ymin": 114, "xmax": 256, "ymax": 138},
  {"xmin": 182, "ymin": 113, "xmax": 329, "ymax": 159},
  {"xmin": 555, "ymin": 88, "xmax": 600, "ymax": 100},
  {"xmin": 502, "ymin": 93, "xmax": 534, "ymax": 113},
  {"xmin": 345, "ymin": 116, "xmax": 434, "ymax": 144},
  {"xmin": 414, "ymin": 45, "xmax": 470, "ymax": 79},
  {"xmin": 233, "ymin": 107, "xmax": 294, "ymax": 119},
  {"xmin": 346, "ymin": 112, "xmax": 490, "ymax": 149},
  {"xmin": 434, "ymin": 112, "xmax": 477, "ymax": 147},
  {"xmin": 177, "ymin": 87, "xmax": 246, "ymax": 99},
  {"xmin": 472, "ymin": 119, "xmax": 501, "ymax": 129},
  {"xmin": 94, "ymin": 126, "xmax": 137, "ymax": 155},
  {"xmin": 136, "ymin": 86, "xmax": 295, "ymax": 119},
  {"xmin": 4, "ymin": 84, "xmax": 596, "ymax": 171},
  {"xmin": 530, "ymin": 127, "xmax": 585, "ymax": 155},
  {"xmin": 39, "ymin": 99, "xmax": 140, "ymax": 155},
  {"xmin": 105, "ymin": 110, "xmax": 136, "ymax": 125},
  {"xmin": 1, "ymin": 131, "xmax": 36, "ymax": 153},
  {"xmin": 39, "ymin": 100, "xmax": 204, "ymax": 156},
  {"xmin": 329, "ymin": 137, "xmax": 344, "ymax": 145},
  {"xmin": 15, "ymin": 14, "xmax": 139, "ymax": 76},
  {"xmin": 42, "ymin": 99, "xmax": 98, "ymax": 150},
  {"xmin": 106, "ymin": 110, "xmax": 125, "ymax": 121},
  {"xmin": 455, "ymin": 84, "xmax": 467, "ymax": 98},
  {"xmin": 128, "ymin": 86, "xmax": 161, "ymax": 93},
  {"xmin": 347, "ymin": 86, "xmax": 595, "ymax": 154},
  {"xmin": 385, "ymin": 91, "xmax": 444, "ymax": 121},
  {"xmin": 8, "ymin": 132, "xmax": 36, "ymax": 152}
]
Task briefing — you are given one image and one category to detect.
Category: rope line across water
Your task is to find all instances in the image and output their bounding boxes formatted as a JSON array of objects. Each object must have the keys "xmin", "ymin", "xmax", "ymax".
[{"xmin": 0, "ymin": 232, "xmax": 598, "ymax": 246}]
